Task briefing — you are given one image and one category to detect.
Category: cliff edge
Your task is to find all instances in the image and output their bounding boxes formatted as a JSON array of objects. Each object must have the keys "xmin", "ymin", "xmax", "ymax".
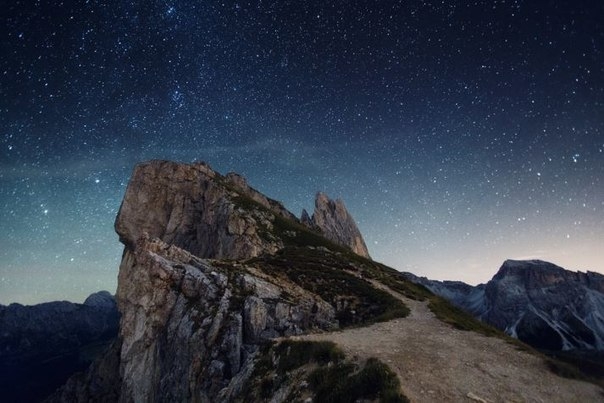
[{"xmin": 50, "ymin": 160, "xmax": 392, "ymax": 402}]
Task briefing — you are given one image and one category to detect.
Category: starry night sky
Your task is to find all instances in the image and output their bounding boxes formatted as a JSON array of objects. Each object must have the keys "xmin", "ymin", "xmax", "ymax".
[{"xmin": 1, "ymin": 1, "xmax": 603, "ymax": 304}]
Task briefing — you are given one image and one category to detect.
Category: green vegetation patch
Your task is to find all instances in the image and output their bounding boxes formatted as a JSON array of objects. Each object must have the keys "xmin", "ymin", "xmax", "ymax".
[
  {"xmin": 369, "ymin": 263, "xmax": 434, "ymax": 301},
  {"xmin": 274, "ymin": 340, "xmax": 345, "ymax": 372},
  {"xmin": 427, "ymin": 296, "xmax": 503, "ymax": 337},
  {"xmin": 331, "ymin": 251, "xmax": 434, "ymax": 302},
  {"xmin": 230, "ymin": 194, "xmax": 266, "ymax": 213},
  {"xmin": 250, "ymin": 247, "xmax": 410, "ymax": 327},
  {"xmin": 309, "ymin": 357, "xmax": 409, "ymax": 403},
  {"xmin": 241, "ymin": 341, "xmax": 409, "ymax": 403},
  {"xmin": 543, "ymin": 351, "xmax": 604, "ymax": 389},
  {"xmin": 271, "ymin": 214, "xmax": 348, "ymax": 250}
]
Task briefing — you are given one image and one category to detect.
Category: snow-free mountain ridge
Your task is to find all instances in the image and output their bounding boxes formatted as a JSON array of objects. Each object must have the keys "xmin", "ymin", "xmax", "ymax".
[
  {"xmin": 0, "ymin": 291, "xmax": 119, "ymax": 403},
  {"xmin": 405, "ymin": 259, "xmax": 604, "ymax": 351}
]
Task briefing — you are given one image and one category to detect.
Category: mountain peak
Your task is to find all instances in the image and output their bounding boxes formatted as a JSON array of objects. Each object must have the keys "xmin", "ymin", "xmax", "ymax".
[
  {"xmin": 115, "ymin": 160, "xmax": 370, "ymax": 260},
  {"xmin": 414, "ymin": 258, "xmax": 604, "ymax": 352},
  {"xmin": 501, "ymin": 259, "xmax": 561, "ymax": 269},
  {"xmin": 495, "ymin": 259, "xmax": 571, "ymax": 283},
  {"xmin": 304, "ymin": 192, "xmax": 370, "ymax": 258},
  {"xmin": 83, "ymin": 291, "xmax": 116, "ymax": 308}
]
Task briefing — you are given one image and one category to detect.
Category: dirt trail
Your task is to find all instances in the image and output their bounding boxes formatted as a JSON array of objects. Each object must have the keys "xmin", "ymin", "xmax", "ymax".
[{"xmin": 290, "ymin": 280, "xmax": 603, "ymax": 402}]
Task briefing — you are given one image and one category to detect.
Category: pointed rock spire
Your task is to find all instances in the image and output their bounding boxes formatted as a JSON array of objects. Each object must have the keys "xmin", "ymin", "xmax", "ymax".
[
  {"xmin": 300, "ymin": 208, "xmax": 313, "ymax": 227},
  {"xmin": 306, "ymin": 192, "xmax": 370, "ymax": 258}
]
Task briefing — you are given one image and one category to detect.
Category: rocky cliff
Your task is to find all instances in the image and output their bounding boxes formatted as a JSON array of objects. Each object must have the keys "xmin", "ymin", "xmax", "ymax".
[
  {"xmin": 0, "ymin": 291, "xmax": 119, "ymax": 403},
  {"xmin": 113, "ymin": 236, "xmax": 339, "ymax": 402},
  {"xmin": 405, "ymin": 260, "xmax": 604, "ymax": 352},
  {"xmin": 301, "ymin": 192, "xmax": 370, "ymax": 258},
  {"xmin": 115, "ymin": 161, "xmax": 295, "ymax": 260},
  {"xmin": 114, "ymin": 161, "xmax": 369, "ymax": 260},
  {"xmin": 50, "ymin": 160, "xmax": 403, "ymax": 402}
]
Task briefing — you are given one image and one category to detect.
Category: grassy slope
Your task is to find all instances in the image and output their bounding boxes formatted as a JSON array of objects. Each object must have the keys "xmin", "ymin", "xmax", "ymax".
[{"xmin": 249, "ymin": 247, "xmax": 410, "ymax": 327}]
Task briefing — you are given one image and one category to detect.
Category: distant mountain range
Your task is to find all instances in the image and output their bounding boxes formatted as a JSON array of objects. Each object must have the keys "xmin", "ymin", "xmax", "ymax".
[
  {"xmin": 404, "ymin": 259, "xmax": 604, "ymax": 352},
  {"xmin": 0, "ymin": 291, "xmax": 119, "ymax": 403}
]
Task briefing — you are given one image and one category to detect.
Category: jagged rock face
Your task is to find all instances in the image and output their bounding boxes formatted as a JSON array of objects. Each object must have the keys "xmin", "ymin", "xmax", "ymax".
[
  {"xmin": 116, "ymin": 161, "xmax": 370, "ymax": 261},
  {"xmin": 305, "ymin": 192, "xmax": 370, "ymax": 258},
  {"xmin": 118, "ymin": 236, "xmax": 337, "ymax": 402},
  {"xmin": 52, "ymin": 236, "xmax": 338, "ymax": 402},
  {"xmin": 51, "ymin": 160, "xmax": 379, "ymax": 402},
  {"xmin": 0, "ymin": 292, "xmax": 119, "ymax": 403},
  {"xmin": 115, "ymin": 160, "xmax": 296, "ymax": 260},
  {"xmin": 405, "ymin": 260, "xmax": 604, "ymax": 351},
  {"xmin": 480, "ymin": 260, "xmax": 604, "ymax": 350}
]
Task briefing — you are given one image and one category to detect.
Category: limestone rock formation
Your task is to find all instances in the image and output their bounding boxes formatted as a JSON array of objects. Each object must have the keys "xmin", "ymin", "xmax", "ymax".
[
  {"xmin": 115, "ymin": 161, "xmax": 369, "ymax": 260},
  {"xmin": 120, "ymin": 236, "xmax": 337, "ymax": 401},
  {"xmin": 50, "ymin": 160, "xmax": 387, "ymax": 402},
  {"xmin": 481, "ymin": 260, "xmax": 604, "ymax": 350},
  {"xmin": 49, "ymin": 235, "xmax": 337, "ymax": 402},
  {"xmin": 300, "ymin": 208, "xmax": 313, "ymax": 228},
  {"xmin": 114, "ymin": 160, "xmax": 293, "ymax": 260},
  {"xmin": 303, "ymin": 192, "xmax": 370, "ymax": 258}
]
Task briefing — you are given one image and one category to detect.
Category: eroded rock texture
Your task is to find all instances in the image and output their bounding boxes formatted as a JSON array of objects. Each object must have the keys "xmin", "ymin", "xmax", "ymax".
[
  {"xmin": 51, "ymin": 235, "xmax": 338, "ymax": 402},
  {"xmin": 50, "ymin": 160, "xmax": 377, "ymax": 402},
  {"xmin": 115, "ymin": 160, "xmax": 296, "ymax": 260},
  {"xmin": 405, "ymin": 260, "xmax": 604, "ymax": 351},
  {"xmin": 303, "ymin": 192, "xmax": 370, "ymax": 258}
]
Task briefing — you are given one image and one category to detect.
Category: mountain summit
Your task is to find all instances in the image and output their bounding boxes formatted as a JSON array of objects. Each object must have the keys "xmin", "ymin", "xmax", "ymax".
[
  {"xmin": 115, "ymin": 160, "xmax": 369, "ymax": 259},
  {"xmin": 0, "ymin": 292, "xmax": 118, "ymax": 402},
  {"xmin": 406, "ymin": 259, "xmax": 604, "ymax": 351},
  {"xmin": 301, "ymin": 192, "xmax": 370, "ymax": 258}
]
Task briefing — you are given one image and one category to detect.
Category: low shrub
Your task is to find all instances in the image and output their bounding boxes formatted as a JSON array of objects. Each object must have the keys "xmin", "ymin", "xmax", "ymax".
[
  {"xmin": 308, "ymin": 357, "xmax": 409, "ymax": 403},
  {"xmin": 240, "ymin": 341, "xmax": 410, "ymax": 402},
  {"xmin": 275, "ymin": 340, "xmax": 344, "ymax": 372}
]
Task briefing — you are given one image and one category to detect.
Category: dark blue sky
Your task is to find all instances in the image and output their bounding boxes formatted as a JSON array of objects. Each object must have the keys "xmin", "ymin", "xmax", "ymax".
[{"xmin": 1, "ymin": 0, "xmax": 603, "ymax": 304}]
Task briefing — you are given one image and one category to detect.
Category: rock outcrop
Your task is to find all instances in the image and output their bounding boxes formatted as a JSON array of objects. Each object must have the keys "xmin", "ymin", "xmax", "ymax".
[
  {"xmin": 115, "ymin": 161, "xmax": 296, "ymax": 260},
  {"xmin": 302, "ymin": 192, "xmax": 370, "ymax": 258},
  {"xmin": 0, "ymin": 292, "xmax": 119, "ymax": 403},
  {"xmin": 50, "ymin": 236, "xmax": 341, "ymax": 402},
  {"xmin": 50, "ymin": 160, "xmax": 388, "ymax": 402},
  {"xmin": 114, "ymin": 161, "xmax": 369, "ymax": 261},
  {"xmin": 42, "ymin": 160, "xmax": 602, "ymax": 402},
  {"xmin": 116, "ymin": 236, "xmax": 338, "ymax": 401},
  {"xmin": 405, "ymin": 260, "xmax": 604, "ymax": 351}
]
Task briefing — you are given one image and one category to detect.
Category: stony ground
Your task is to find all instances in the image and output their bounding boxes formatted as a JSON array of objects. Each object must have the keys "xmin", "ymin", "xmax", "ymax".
[{"xmin": 290, "ymin": 281, "xmax": 604, "ymax": 403}]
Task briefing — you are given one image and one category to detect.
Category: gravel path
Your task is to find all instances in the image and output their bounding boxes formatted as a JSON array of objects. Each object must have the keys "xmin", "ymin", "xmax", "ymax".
[{"xmin": 290, "ymin": 281, "xmax": 603, "ymax": 402}]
